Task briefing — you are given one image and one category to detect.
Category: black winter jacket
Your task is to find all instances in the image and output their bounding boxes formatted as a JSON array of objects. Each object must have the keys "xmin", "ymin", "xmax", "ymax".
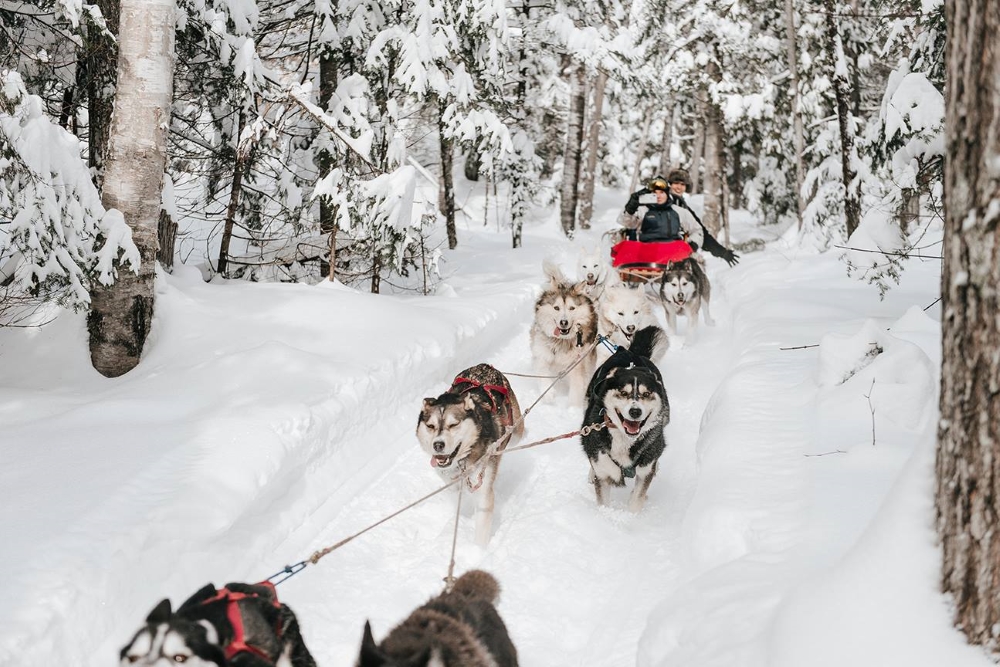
[
  {"xmin": 624, "ymin": 190, "xmax": 684, "ymax": 243},
  {"xmin": 668, "ymin": 193, "xmax": 739, "ymax": 265}
]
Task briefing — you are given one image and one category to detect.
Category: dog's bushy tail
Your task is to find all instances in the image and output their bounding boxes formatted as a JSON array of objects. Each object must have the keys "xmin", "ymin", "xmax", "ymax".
[
  {"xmin": 628, "ymin": 325, "xmax": 666, "ymax": 360},
  {"xmin": 450, "ymin": 570, "xmax": 500, "ymax": 603}
]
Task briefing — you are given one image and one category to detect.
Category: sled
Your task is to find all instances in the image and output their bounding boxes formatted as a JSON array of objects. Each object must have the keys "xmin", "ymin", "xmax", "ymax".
[{"xmin": 610, "ymin": 240, "xmax": 693, "ymax": 284}]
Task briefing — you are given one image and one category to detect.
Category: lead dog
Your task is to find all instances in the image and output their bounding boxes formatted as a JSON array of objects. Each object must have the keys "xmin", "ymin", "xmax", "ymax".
[
  {"xmin": 120, "ymin": 581, "xmax": 316, "ymax": 666},
  {"xmin": 581, "ymin": 326, "xmax": 669, "ymax": 512},
  {"xmin": 659, "ymin": 257, "xmax": 714, "ymax": 338},
  {"xmin": 530, "ymin": 260, "xmax": 598, "ymax": 405},
  {"xmin": 357, "ymin": 570, "xmax": 518, "ymax": 667},
  {"xmin": 417, "ymin": 364, "xmax": 523, "ymax": 546}
]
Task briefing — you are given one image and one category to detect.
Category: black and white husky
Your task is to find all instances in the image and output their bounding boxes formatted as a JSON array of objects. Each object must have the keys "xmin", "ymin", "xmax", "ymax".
[
  {"xmin": 120, "ymin": 581, "xmax": 316, "ymax": 666},
  {"xmin": 530, "ymin": 260, "xmax": 598, "ymax": 405},
  {"xmin": 659, "ymin": 257, "xmax": 714, "ymax": 338},
  {"xmin": 357, "ymin": 570, "xmax": 518, "ymax": 667},
  {"xmin": 581, "ymin": 326, "xmax": 669, "ymax": 512},
  {"xmin": 417, "ymin": 364, "xmax": 524, "ymax": 546}
]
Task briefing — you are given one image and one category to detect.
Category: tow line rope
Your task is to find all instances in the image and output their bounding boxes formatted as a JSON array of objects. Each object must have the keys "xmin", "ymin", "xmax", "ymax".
[{"xmin": 268, "ymin": 334, "xmax": 611, "ymax": 586}]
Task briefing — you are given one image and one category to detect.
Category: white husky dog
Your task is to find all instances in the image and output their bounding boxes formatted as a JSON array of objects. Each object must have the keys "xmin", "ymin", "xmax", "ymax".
[
  {"xmin": 530, "ymin": 260, "xmax": 598, "ymax": 406},
  {"xmin": 577, "ymin": 245, "xmax": 608, "ymax": 300},
  {"xmin": 597, "ymin": 272, "xmax": 668, "ymax": 363}
]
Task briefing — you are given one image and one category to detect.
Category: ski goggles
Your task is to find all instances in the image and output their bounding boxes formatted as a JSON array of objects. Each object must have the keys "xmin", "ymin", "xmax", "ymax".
[{"xmin": 648, "ymin": 178, "xmax": 669, "ymax": 191}]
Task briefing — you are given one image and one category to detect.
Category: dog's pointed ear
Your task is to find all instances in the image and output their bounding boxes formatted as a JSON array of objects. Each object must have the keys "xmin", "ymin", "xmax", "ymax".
[
  {"xmin": 542, "ymin": 258, "xmax": 566, "ymax": 287},
  {"xmin": 146, "ymin": 598, "xmax": 172, "ymax": 624},
  {"xmin": 463, "ymin": 393, "xmax": 476, "ymax": 411},
  {"xmin": 359, "ymin": 621, "xmax": 385, "ymax": 667},
  {"xmin": 422, "ymin": 397, "xmax": 437, "ymax": 411}
]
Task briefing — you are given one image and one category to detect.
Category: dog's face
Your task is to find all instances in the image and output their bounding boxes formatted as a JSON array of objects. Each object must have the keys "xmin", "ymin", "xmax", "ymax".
[
  {"xmin": 120, "ymin": 600, "xmax": 225, "ymax": 666},
  {"xmin": 577, "ymin": 247, "xmax": 606, "ymax": 286},
  {"xmin": 662, "ymin": 269, "xmax": 697, "ymax": 307},
  {"xmin": 416, "ymin": 395, "xmax": 481, "ymax": 470},
  {"xmin": 597, "ymin": 366, "xmax": 665, "ymax": 438},
  {"xmin": 535, "ymin": 281, "xmax": 594, "ymax": 340},
  {"xmin": 600, "ymin": 287, "xmax": 650, "ymax": 343}
]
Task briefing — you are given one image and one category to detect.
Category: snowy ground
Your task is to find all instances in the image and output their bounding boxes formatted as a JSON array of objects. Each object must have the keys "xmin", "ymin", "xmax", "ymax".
[{"xmin": 0, "ymin": 189, "xmax": 990, "ymax": 667}]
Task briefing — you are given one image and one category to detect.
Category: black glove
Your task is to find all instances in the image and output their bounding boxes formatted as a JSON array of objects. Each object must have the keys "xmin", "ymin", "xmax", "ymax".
[
  {"xmin": 688, "ymin": 241, "xmax": 699, "ymax": 252},
  {"xmin": 635, "ymin": 187, "xmax": 650, "ymax": 196},
  {"xmin": 723, "ymin": 249, "xmax": 740, "ymax": 267}
]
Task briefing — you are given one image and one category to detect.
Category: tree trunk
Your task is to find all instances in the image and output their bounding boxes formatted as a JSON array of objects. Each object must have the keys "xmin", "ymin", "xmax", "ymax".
[
  {"xmin": 702, "ymin": 61, "xmax": 725, "ymax": 237},
  {"xmin": 784, "ymin": 0, "xmax": 805, "ymax": 230},
  {"xmin": 936, "ymin": 0, "xmax": 1000, "ymax": 650},
  {"xmin": 898, "ymin": 188, "xmax": 919, "ymax": 235},
  {"xmin": 657, "ymin": 99, "xmax": 677, "ymax": 176},
  {"xmin": 578, "ymin": 70, "xmax": 608, "ymax": 230},
  {"xmin": 559, "ymin": 63, "xmax": 586, "ymax": 238},
  {"xmin": 690, "ymin": 114, "xmax": 705, "ymax": 194},
  {"xmin": 730, "ymin": 142, "xmax": 743, "ymax": 210},
  {"xmin": 438, "ymin": 99, "xmax": 457, "ymax": 249},
  {"xmin": 824, "ymin": 0, "xmax": 861, "ymax": 237},
  {"xmin": 87, "ymin": 0, "xmax": 174, "ymax": 378},
  {"xmin": 629, "ymin": 107, "xmax": 655, "ymax": 194},
  {"xmin": 464, "ymin": 147, "xmax": 481, "ymax": 181},
  {"xmin": 217, "ymin": 111, "xmax": 246, "ymax": 278},
  {"xmin": 157, "ymin": 210, "xmax": 176, "ymax": 271},
  {"xmin": 87, "ymin": 0, "xmax": 120, "ymax": 187},
  {"xmin": 318, "ymin": 46, "xmax": 338, "ymax": 280}
]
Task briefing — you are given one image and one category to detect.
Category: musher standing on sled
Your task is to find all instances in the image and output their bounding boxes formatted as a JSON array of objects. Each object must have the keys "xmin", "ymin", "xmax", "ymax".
[{"xmin": 621, "ymin": 176, "xmax": 704, "ymax": 247}]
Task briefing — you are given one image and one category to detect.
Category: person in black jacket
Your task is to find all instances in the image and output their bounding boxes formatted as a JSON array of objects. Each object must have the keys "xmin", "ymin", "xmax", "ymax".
[
  {"xmin": 665, "ymin": 169, "xmax": 740, "ymax": 267},
  {"xmin": 622, "ymin": 176, "xmax": 704, "ymax": 247}
]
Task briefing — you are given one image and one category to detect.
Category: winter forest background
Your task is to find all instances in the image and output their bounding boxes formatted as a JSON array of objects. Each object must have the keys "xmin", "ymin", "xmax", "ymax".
[{"xmin": 3, "ymin": 0, "xmax": 1000, "ymax": 664}]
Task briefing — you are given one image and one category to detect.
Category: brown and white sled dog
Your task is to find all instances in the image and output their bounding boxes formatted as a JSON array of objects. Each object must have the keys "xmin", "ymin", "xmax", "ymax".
[
  {"xmin": 659, "ymin": 258, "xmax": 715, "ymax": 338},
  {"xmin": 596, "ymin": 272, "xmax": 668, "ymax": 364},
  {"xmin": 120, "ymin": 581, "xmax": 316, "ymax": 667},
  {"xmin": 530, "ymin": 260, "xmax": 598, "ymax": 405},
  {"xmin": 417, "ymin": 364, "xmax": 523, "ymax": 546},
  {"xmin": 581, "ymin": 326, "xmax": 669, "ymax": 512},
  {"xmin": 357, "ymin": 570, "xmax": 518, "ymax": 667}
]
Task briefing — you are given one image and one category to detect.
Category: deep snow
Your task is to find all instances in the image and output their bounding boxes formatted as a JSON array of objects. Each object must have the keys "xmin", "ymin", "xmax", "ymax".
[{"xmin": 0, "ymin": 191, "xmax": 990, "ymax": 667}]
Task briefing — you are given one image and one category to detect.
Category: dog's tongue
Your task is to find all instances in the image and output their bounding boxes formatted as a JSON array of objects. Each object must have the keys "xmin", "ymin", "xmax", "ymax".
[
  {"xmin": 553, "ymin": 326, "xmax": 568, "ymax": 336},
  {"xmin": 623, "ymin": 419, "xmax": 642, "ymax": 435}
]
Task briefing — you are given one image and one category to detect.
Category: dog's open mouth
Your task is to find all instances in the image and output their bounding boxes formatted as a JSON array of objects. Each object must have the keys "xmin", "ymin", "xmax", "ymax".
[
  {"xmin": 616, "ymin": 410, "xmax": 646, "ymax": 436},
  {"xmin": 553, "ymin": 326, "xmax": 572, "ymax": 337},
  {"xmin": 673, "ymin": 294, "xmax": 686, "ymax": 305},
  {"xmin": 586, "ymin": 276, "xmax": 598, "ymax": 285},
  {"xmin": 431, "ymin": 450, "xmax": 459, "ymax": 468},
  {"xmin": 618, "ymin": 326, "xmax": 635, "ymax": 341}
]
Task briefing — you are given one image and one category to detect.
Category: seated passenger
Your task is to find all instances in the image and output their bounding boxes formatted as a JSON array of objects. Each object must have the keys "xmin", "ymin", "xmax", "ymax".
[{"xmin": 621, "ymin": 176, "xmax": 704, "ymax": 248}]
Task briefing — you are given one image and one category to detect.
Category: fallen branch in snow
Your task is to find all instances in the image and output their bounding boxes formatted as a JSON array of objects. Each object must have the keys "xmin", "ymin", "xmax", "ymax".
[
  {"xmin": 804, "ymin": 450, "xmax": 847, "ymax": 457},
  {"xmin": 833, "ymin": 244, "xmax": 942, "ymax": 260},
  {"xmin": 864, "ymin": 378, "xmax": 876, "ymax": 446},
  {"xmin": 780, "ymin": 343, "xmax": 820, "ymax": 350}
]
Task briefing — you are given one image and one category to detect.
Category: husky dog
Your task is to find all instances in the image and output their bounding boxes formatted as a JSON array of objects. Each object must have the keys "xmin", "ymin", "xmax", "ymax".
[
  {"xmin": 596, "ymin": 273, "xmax": 668, "ymax": 363},
  {"xmin": 577, "ymin": 245, "xmax": 608, "ymax": 300},
  {"xmin": 120, "ymin": 581, "xmax": 316, "ymax": 667},
  {"xmin": 357, "ymin": 570, "xmax": 518, "ymax": 667},
  {"xmin": 530, "ymin": 260, "xmax": 598, "ymax": 405},
  {"xmin": 581, "ymin": 326, "xmax": 669, "ymax": 512},
  {"xmin": 659, "ymin": 258, "xmax": 714, "ymax": 337},
  {"xmin": 417, "ymin": 364, "xmax": 523, "ymax": 546}
]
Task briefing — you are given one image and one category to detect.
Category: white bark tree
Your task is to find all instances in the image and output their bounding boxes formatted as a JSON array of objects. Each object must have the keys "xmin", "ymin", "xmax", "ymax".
[
  {"xmin": 87, "ymin": 0, "xmax": 175, "ymax": 377},
  {"xmin": 559, "ymin": 63, "xmax": 587, "ymax": 238},
  {"xmin": 578, "ymin": 70, "xmax": 608, "ymax": 230}
]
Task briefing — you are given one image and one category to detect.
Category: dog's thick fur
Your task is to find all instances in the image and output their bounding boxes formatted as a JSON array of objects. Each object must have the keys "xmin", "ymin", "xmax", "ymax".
[
  {"xmin": 417, "ymin": 364, "xmax": 523, "ymax": 546},
  {"xmin": 120, "ymin": 582, "xmax": 316, "ymax": 667},
  {"xmin": 357, "ymin": 570, "xmax": 518, "ymax": 667},
  {"xmin": 577, "ymin": 245, "xmax": 608, "ymax": 300},
  {"xmin": 658, "ymin": 257, "xmax": 714, "ymax": 338},
  {"xmin": 596, "ymin": 273, "xmax": 668, "ymax": 364},
  {"xmin": 581, "ymin": 326, "xmax": 670, "ymax": 512},
  {"xmin": 530, "ymin": 260, "xmax": 598, "ymax": 405}
]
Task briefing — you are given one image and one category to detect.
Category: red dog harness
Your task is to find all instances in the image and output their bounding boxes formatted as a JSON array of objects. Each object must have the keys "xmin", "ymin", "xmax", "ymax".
[
  {"xmin": 451, "ymin": 375, "xmax": 514, "ymax": 491},
  {"xmin": 200, "ymin": 582, "xmax": 282, "ymax": 662}
]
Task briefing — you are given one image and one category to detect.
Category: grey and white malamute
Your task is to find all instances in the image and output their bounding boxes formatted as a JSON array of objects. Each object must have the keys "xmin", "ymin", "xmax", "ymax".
[
  {"xmin": 357, "ymin": 570, "xmax": 518, "ymax": 667},
  {"xmin": 581, "ymin": 326, "xmax": 669, "ymax": 512},
  {"xmin": 417, "ymin": 364, "xmax": 523, "ymax": 546},
  {"xmin": 120, "ymin": 581, "xmax": 316, "ymax": 667},
  {"xmin": 659, "ymin": 257, "xmax": 715, "ymax": 338},
  {"xmin": 530, "ymin": 260, "xmax": 598, "ymax": 405}
]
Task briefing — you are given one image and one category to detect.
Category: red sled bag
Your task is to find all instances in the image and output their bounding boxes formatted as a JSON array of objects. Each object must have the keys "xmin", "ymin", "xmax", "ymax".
[{"xmin": 611, "ymin": 240, "xmax": 692, "ymax": 267}]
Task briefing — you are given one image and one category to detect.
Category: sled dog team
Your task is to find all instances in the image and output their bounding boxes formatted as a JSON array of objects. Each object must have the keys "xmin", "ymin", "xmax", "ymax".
[{"xmin": 120, "ymin": 251, "xmax": 712, "ymax": 667}]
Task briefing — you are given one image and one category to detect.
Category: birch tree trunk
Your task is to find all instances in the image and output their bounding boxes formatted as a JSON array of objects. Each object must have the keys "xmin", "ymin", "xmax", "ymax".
[
  {"xmin": 784, "ymin": 0, "xmax": 805, "ymax": 230},
  {"xmin": 318, "ymin": 46, "xmax": 338, "ymax": 280},
  {"xmin": 701, "ymin": 61, "xmax": 725, "ymax": 236},
  {"xmin": 657, "ymin": 99, "xmax": 677, "ymax": 176},
  {"xmin": 87, "ymin": 0, "xmax": 120, "ymax": 186},
  {"xmin": 578, "ymin": 70, "xmax": 608, "ymax": 230},
  {"xmin": 559, "ymin": 63, "xmax": 586, "ymax": 238},
  {"xmin": 936, "ymin": 0, "xmax": 1000, "ymax": 649},
  {"xmin": 824, "ymin": 0, "xmax": 861, "ymax": 237},
  {"xmin": 87, "ymin": 0, "xmax": 174, "ymax": 377},
  {"xmin": 438, "ymin": 99, "xmax": 457, "ymax": 249}
]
